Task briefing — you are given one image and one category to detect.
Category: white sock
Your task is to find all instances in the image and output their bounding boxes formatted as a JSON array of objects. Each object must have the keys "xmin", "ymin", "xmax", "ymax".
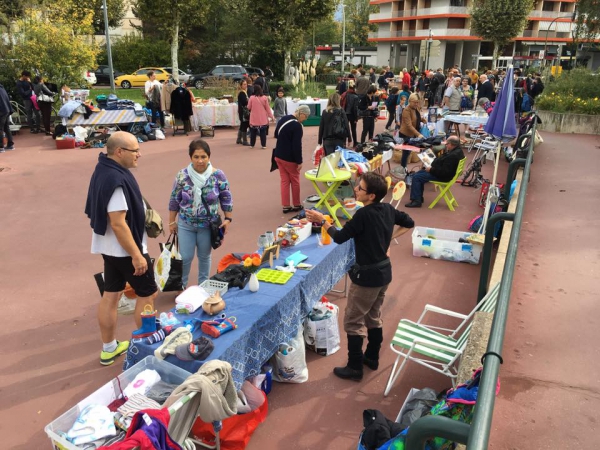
[{"xmin": 103, "ymin": 340, "xmax": 118, "ymax": 353}]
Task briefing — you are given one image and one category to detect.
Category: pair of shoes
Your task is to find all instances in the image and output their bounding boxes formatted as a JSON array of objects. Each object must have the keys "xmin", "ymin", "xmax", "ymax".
[
  {"xmin": 282, "ymin": 206, "xmax": 293, "ymax": 213},
  {"xmin": 261, "ymin": 146, "xmax": 266, "ymax": 149},
  {"xmin": 405, "ymin": 200, "xmax": 422, "ymax": 208},
  {"xmin": 292, "ymin": 205, "xmax": 304, "ymax": 212},
  {"xmin": 5, "ymin": 145, "xmax": 14, "ymax": 151},
  {"xmin": 100, "ymin": 340, "xmax": 130, "ymax": 366},
  {"xmin": 0, "ymin": 148, "xmax": 5, "ymax": 153}
]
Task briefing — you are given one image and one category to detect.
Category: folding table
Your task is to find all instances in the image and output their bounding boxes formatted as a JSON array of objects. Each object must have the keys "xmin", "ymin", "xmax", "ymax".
[{"xmin": 304, "ymin": 168, "xmax": 352, "ymax": 227}]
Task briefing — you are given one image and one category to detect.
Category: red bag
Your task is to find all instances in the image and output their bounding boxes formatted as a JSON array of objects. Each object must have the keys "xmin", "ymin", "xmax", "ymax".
[{"xmin": 191, "ymin": 387, "xmax": 268, "ymax": 450}]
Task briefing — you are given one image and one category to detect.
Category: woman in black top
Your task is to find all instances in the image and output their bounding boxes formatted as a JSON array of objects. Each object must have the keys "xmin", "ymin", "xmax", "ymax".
[
  {"xmin": 236, "ymin": 79, "xmax": 250, "ymax": 145},
  {"xmin": 359, "ymin": 86, "xmax": 380, "ymax": 143},
  {"xmin": 33, "ymin": 76, "xmax": 56, "ymax": 136},
  {"xmin": 318, "ymin": 93, "xmax": 351, "ymax": 155}
]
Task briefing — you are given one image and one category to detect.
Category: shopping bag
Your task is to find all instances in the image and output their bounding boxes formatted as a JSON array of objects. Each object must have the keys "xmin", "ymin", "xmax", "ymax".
[
  {"xmin": 155, "ymin": 233, "xmax": 183, "ymax": 291},
  {"xmin": 191, "ymin": 382, "xmax": 268, "ymax": 450},
  {"xmin": 304, "ymin": 301, "xmax": 340, "ymax": 356},
  {"xmin": 270, "ymin": 325, "xmax": 308, "ymax": 383}
]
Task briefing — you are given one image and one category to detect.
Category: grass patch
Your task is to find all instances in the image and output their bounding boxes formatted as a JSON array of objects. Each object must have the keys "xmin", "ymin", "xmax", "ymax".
[{"xmin": 89, "ymin": 86, "xmax": 239, "ymax": 104}]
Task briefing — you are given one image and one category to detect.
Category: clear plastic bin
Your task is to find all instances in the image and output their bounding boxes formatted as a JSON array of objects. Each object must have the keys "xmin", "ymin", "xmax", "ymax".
[
  {"xmin": 45, "ymin": 356, "xmax": 191, "ymax": 450},
  {"xmin": 412, "ymin": 226, "xmax": 483, "ymax": 264}
]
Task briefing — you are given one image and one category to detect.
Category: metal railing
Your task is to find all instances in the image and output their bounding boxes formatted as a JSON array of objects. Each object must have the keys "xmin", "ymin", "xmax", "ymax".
[{"xmin": 405, "ymin": 116, "xmax": 538, "ymax": 449}]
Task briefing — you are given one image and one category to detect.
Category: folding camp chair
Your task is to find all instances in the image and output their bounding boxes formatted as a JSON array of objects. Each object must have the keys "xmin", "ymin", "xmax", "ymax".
[
  {"xmin": 383, "ymin": 283, "xmax": 500, "ymax": 396},
  {"xmin": 428, "ymin": 158, "xmax": 467, "ymax": 211}
]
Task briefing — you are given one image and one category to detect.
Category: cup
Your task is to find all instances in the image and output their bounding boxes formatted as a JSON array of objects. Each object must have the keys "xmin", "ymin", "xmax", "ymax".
[
  {"xmin": 265, "ymin": 231, "xmax": 274, "ymax": 247},
  {"xmin": 258, "ymin": 234, "xmax": 268, "ymax": 252}
]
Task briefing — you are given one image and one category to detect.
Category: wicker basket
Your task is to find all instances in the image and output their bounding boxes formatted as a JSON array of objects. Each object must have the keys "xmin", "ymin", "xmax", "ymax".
[
  {"xmin": 200, "ymin": 126, "xmax": 214, "ymax": 138},
  {"xmin": 200, "ymin": 279, "xmax": 228, "ymax": 296}
]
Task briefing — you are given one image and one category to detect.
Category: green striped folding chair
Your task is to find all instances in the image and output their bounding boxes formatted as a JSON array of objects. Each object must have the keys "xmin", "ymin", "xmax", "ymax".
[{"xmin": 383, "ymin": 283, "xmax": 500, "ymax": 397}]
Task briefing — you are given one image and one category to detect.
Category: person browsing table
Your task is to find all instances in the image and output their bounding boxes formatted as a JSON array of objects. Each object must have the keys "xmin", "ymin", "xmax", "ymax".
[
  {"xmin": 168, "ymin": 139, "xmax": 233, "ymax": 287},
  {"xmin": 85, "ymin": 131, "xmax": 158, "ymax": 366},
  {"xmin": 306, "ymin": 172, "xmax": 414, "ymax": 381}
]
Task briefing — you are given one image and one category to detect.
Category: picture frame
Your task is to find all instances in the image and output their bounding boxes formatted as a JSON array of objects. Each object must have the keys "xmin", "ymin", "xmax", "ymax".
[{"xmin": 261, "ymin": 244, "xmax": 280, "ymax": 267}]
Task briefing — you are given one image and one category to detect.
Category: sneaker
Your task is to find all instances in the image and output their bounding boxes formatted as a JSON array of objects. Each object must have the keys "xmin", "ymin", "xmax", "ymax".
[
  {"xmin": 5, "ymin": 145, "xmax": 14, "ymax": 151},
  {"xmin": 0, "ymin": 148, "xmax": 4, "ymax": 153},
  {"xmin": 100, "ymin": 340, "xmax": 130, "ymax": 366}
]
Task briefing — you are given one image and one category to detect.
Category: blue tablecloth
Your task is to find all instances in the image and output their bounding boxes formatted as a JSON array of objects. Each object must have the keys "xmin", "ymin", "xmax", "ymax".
[{"xmin": 123, "ymin": 235, "xmax": 355, "ymax": 388}]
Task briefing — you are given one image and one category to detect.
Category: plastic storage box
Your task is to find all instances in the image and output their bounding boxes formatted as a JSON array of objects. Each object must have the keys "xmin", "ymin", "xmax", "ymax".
[
  {"xmin": 56, "ymin": 137, "xmax": 76, "ymax": 149},
  {"xmin": 45, "ymin": 356, "xmax": 191, "ymax": 450},
  {"xmin": 412, "ymin": 226, "xmax": 483, "ymax": 264}
]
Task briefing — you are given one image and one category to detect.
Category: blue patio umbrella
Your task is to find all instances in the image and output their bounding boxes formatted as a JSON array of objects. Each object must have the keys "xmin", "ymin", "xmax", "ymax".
[
  {"xmin": 483, "ymin": 66, "xmax": 517, "ymax": 142},
  {"xmin": 478, "ymin": 65, "xmax": 517, "ymax": 235}
]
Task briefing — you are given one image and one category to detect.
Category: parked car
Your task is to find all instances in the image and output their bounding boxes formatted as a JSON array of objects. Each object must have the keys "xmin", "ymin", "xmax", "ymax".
[
  {"xmin": 162, "ymin": 67, "xmax": 191, "ymax": 84},
  {"xmin": 188, "ymin": 65, "xmax": 248, "ymax": 89},
  {"xmin": 243, "ymin": 66, "xmax": 265, "ymax": 77},
  {"xmin": 114, "ymin": 67, "xmax": 170, "ymax": 89},
  {"xmin": 82, "ymin": 69, "xmax": 97, "ymax": 87},
  {"xmin": 94, "ymin": 65, "xmax": 125, "ymax": 85}
]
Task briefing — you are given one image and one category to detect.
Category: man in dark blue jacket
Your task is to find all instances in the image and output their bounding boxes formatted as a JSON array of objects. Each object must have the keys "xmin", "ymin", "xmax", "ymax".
[
  {"xmin": 0, "ymin": 83, "xmax": 15, "ymax": 152},
  {"xmin": 16, "ymin": 70, "xmax": 40, "ymax": 133},
  {"xmin": 405, "ymin": 136, "xmax": 465, "ymax": 207}
]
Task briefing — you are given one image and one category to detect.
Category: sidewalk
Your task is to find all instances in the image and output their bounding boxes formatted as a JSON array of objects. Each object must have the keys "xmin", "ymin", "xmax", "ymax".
[{"xmin": 0, "ymin": 120, "xmax": 597, "ymax": 448}]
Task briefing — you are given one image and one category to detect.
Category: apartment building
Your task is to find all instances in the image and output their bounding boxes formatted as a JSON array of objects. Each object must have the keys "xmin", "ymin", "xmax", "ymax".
[{"xmin": 368, "ymin": 0, "xmax": 599, "ymax": 71}]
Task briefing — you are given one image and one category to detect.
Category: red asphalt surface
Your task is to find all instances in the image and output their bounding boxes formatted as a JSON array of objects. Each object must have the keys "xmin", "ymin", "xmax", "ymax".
[{"xmin": 0, "ymin": 119, "xmax": 597, "ymax": 449}]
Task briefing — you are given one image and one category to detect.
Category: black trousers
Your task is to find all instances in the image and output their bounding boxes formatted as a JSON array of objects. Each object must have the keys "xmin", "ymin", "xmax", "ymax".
[
  {"xmin": 346, "ymin": 114, "xmax": 358, "ymax": 145},
  {"xmin": 38, "ymin": 101, "xmax": 52, "ymax": 132},
  {"xmin": 148, "ymin": 101, "xmax": 164, "ymax": 127},
  {"xmin": 250, "ymin": 125, "xmax": 267, "ymax": 147},
  {"xmin": 361, "ymin": 117, "xmax": 375, "ymax": 143},
  {"xmin": 0, "ymin": 113, "xmax": 14, "ymax": 147}
]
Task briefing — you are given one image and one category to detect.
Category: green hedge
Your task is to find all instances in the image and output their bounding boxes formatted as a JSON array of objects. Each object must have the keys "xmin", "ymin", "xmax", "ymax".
[{"xmin": 535, "ymin": 68, "xmax": 600, "ymax": 115}]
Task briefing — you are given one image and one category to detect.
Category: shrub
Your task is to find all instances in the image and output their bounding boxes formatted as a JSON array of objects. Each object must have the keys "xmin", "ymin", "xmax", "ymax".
[
  {"xmin": 535, "ymin": 68, "xmax": 600, "ymax": 115},
  {"xmin": 109, "ymin": 35, "xmax": 171, "ymax": 74}
]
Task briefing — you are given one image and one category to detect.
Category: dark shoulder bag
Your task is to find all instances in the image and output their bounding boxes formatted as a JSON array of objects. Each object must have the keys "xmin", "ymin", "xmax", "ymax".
[{"xmin": 200, "ymin": 190, "xmax": 224, "ymax": 250}]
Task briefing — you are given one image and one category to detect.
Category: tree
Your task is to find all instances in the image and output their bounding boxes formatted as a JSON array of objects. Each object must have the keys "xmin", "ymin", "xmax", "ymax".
[
  {"xmin": 470, "ymin": 0, "xmax": 534, "ymax": 68},
  {"xmin": 303, "ymin": 16, "xmax": 341, "ymax": 51},
  {"xmin": 573, "ymin": 0, "xmax": 600, "ymax": 45},
  {"xmin": 344, "ymin": 0, "xmax": 378, "ymax": 48},
  {"xmin": 8, "ymin": 10, "xmax": 98, "ymax": 86},
  {"xmin": 246, "ymin": 0, "xmax": 337, "ymax": 82},
  {"xmin": 132, "ymin": 0, "xmax": 210, "ymax": 81},
  {"xmin": 107, "ymin": 34, "xmax": 171, "ymax": 73}
]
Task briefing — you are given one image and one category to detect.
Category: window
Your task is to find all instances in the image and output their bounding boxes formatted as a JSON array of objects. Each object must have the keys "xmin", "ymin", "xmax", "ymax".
[
  {"xmin": 136, "ymin": 69, "xmax": 149, "ymax": 75},
  {"xmin": 421, "ymin": 19, "xmax": 430, "ymax": 29},
  {"xmin": 542, "ymin": 1, "xmax": 554, "ymax": 11},
  {"xmin": 448, "ymin": 18, "xmax": 466, "ymax": 28},
  {"xmin": 212, "ymin": 68, "xmax": 224, "ymax": 75},
  {"xmin": 450, "ymin": 0, "xmax": 465, "ymax": 6}
]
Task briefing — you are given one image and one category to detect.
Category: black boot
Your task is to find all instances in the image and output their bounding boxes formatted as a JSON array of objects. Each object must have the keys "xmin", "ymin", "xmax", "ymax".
[
  {"xmin": 242, "ymin": 134, "xmax": 249, "ymax": 146},
  {"xmin": 236, "ymin": 130, "xmax": 242, "ymax": 144},
  {"xmin": 363, "ymin": 328, "xmax": 383, "ymax": 370},
  {"xmin": 333, "ymin": 334, "xmax": 364, "ymax": 381}
]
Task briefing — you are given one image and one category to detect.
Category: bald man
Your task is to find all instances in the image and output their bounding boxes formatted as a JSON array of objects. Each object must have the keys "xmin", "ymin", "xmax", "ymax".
[
  {"xmin": 405, "ymin": 136, "xmax": 465, "ymax": 208},
  {"xmin": 85, "ymin": 131, "xmax": 158, "ymax": 365},
  {"xmin": 477, "ymin": 74, "xmax": 495, "ymax": 102}
]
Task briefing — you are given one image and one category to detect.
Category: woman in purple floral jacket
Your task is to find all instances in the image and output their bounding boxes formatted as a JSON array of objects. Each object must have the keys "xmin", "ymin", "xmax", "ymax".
[{"xmin": 168, "ymin": 139, "xmax": 233, "ymax": 287}]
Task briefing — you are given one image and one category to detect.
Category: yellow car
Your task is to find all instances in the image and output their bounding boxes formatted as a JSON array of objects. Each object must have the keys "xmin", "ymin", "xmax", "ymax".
[{"xmin": 114, "ymin": 67, "xmax": 170, "ymax": 89}]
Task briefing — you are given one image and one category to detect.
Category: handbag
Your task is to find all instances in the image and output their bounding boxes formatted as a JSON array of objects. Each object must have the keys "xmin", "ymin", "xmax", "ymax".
[
  {"xmin": 38, "ymin": 92, "xmax": 55, "ymax": 103},
  {"xmin": 199, "ymin": 192, "xmax": 224, "ymax": 250},
  {"xmin": 142, "ymin": 197, "xmax": 164, "ymax": 238},
  {"xmin": 158, "ymin": 233, "xmax": 183, "ymax": 292}
]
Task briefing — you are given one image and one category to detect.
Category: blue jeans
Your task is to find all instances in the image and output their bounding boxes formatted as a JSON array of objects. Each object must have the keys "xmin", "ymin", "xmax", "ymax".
[
  {"xmin": 177, "ymin": 221, "xmax": 212, "ymax": 287},
  {"xmin": 410, "ymin": 170, "xmax": 437, "ymax": 203}
]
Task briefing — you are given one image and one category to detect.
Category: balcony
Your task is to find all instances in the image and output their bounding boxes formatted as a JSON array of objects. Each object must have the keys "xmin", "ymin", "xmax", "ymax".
[
  {"xmin": 370, "ymin": 6, "xmax": 467, "ymax": 21},
  {"xmin": 528, "ymin": 10, "xmax": 565, "ymax": 18},
  {"xmin": 520, "ymin": 30, "xmax": 574, "ymax": 39},
  {"xmin": 369, "ymin": 28, "xmax": 477, "ymax": 39}
]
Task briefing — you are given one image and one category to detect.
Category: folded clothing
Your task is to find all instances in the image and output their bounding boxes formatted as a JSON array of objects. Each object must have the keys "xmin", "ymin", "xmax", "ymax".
[
  {"xmin": 117, "ymin": 393, "xmax": 161, "ymax": 420},
  {"xmin": 66, "ymin": 405, "xmax": 116, "ymax": 446},
  {"xmin": 175, "ymin": 286, "xmax": 210, "ymax": 314},
  {"xmin": 123, "ymin": 369, "xmax": 161, "ymax": 398},
  {"xmin": 146, "ymin": 380, "xmax": 179, "ymax": 405}
]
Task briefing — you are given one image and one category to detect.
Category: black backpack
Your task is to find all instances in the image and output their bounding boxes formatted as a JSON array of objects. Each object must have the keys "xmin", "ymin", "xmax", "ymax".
[{"xmin": 331, "ymin": 109, "xmax": 347, "ymax": 139}]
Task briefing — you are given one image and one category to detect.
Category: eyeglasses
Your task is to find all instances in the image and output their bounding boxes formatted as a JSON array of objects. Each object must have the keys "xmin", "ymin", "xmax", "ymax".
[
  {"xmin": 120, "ymin": 147, "xmax": 140, "ymax": 154},
  {"xmin": 357, "ymin": 185, "xmax": 368, "ymax": 193}
]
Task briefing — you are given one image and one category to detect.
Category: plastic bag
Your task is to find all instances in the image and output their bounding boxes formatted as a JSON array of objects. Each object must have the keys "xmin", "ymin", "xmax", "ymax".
[
  {"xmin": 155, "ymin": 129, "xmax": 166, "ymax": 140},
  {"xmin": 73, "ymin": 125, "xmax": 89, "ymax": 142},
  {"xmin": 154, "ymin": 234, "xmax": 181, "ymax": 291},
  {"xmin": 270, "ymin": 325, "xmax": 308, "ymax": 383},
  {"xmin": 397, "ymin": 388, "xmax": 438, "ymax": 428},
  {"xmin": 304, "ymin": 301, "xmax": 340, "ymax": 356},
  {"xmin": 191, "ymin": 382, "xmax": 268, "ymax": 450},
  {"xmin": 312, "ymin": 145, "xmax": 325, "ymax": 166}
]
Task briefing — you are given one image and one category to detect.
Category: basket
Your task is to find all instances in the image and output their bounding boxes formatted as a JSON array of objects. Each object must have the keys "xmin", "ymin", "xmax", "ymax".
[
  {"xmin": 56, "ymin": 137, "xmax": 76, "ymax": 149},
  {"xmin": 200, "ymin": 279, "xmax": 228, "ymax": 296},
  {"xmin": 200, "ymin": 126, "xmax": 215, "ymax": 138}
]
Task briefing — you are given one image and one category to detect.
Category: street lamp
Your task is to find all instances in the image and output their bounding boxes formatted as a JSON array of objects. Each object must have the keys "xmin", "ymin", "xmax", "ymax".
[
  {"xmin": 543, "ymin": 11, "xmax": 577, "ymax": 68},
  {"xmin": 341, "ymin": 1, "xmax": 346, "ymax": 73},
  {"xmin": 102, "ymin": 0, "xmax": 116, "ymax": 92}
]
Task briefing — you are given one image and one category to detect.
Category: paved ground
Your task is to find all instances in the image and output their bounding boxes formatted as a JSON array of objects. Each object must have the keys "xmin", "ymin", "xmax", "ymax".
[{"xmin": 0, "ymin": 118, "xmax": 596, "ymax": 449}]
